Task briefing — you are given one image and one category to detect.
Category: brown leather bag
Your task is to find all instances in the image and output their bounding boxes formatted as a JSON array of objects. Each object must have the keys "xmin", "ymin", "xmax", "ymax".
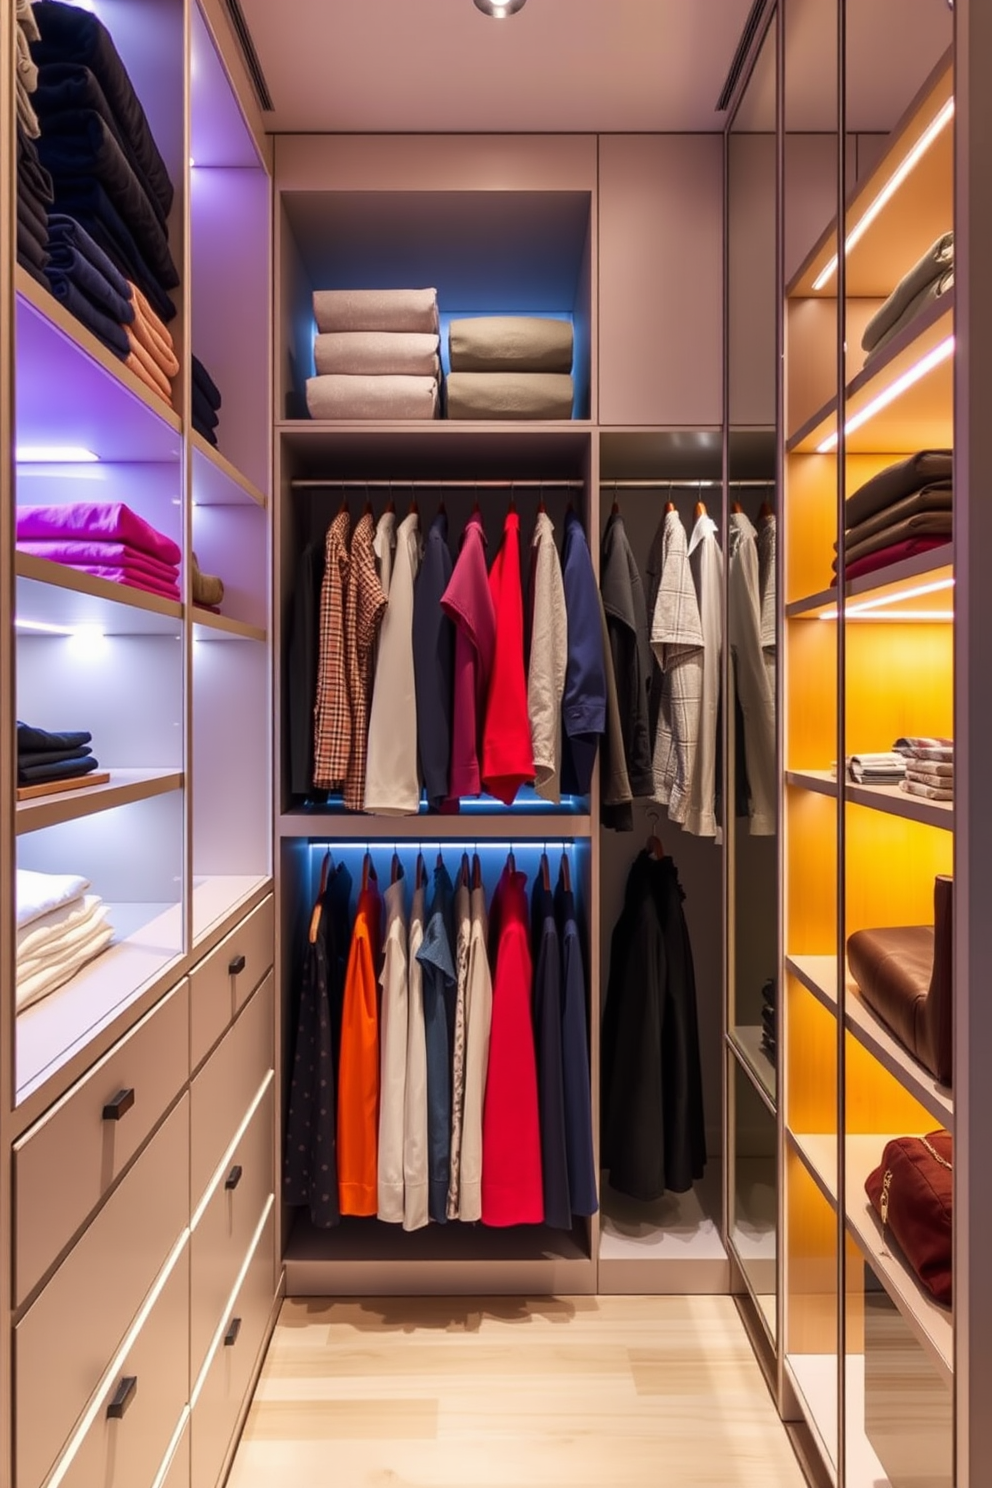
[
  {"xmin": 846, "ymin": 875, "xmax": 952, "ymax": 1085},
  {"xmin": 865, "ymin": 1131, "xmax": 952, "ymax": 1305}
]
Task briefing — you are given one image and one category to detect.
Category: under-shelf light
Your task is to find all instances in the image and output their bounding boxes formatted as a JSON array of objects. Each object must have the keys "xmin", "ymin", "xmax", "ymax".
[
  {"xmin": 16, "ymin": 444, "xmax": 99, "ymax": 463},
  {"xmin": 819, "ymin": 578, "xmax": 955, "ymax": 622},
  {"xmin": 14, "ymin": 617, "xmax": 76, "ymax": 636},
  {"xmin": 816, "ymin": 335, "xmax": 954, "ymax": 454},
  {"xmin": 812, "ymin": 97, "xmax": 955, "ymax": 291}
]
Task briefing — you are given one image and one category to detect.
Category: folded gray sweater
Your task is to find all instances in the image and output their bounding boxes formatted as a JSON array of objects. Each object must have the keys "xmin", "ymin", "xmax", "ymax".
[
  {"xmin": 446, "ymin": 372, "xmax": 574, "ymax": 421},
  {"xmin": 312, "ymin": 288, "xmax": 438, "ymax": 335},
  {"xmin": 306, "ymin": 374, "xmax": 439, "ymax": 421},
  {"xmin": 448, "ymin": 316, "xmax": 573, "ymax": 373},
  {"xmin": 843, "ymin": 481, "xmax": 952, "ymax": 549},
  {"xmin": 845, "ymin": 451, "xmax": 953, "ymax": 529},
  {"xmin": 314, "ymin": 330, "xmax": 440, "ymax": 378},
  {"xmin": 864, "ymin": 269, "xmax": 953, "ymax": 365},
  {"xmin": 862, "ymin": 232, "xmax": 954, "ymax": 353}
]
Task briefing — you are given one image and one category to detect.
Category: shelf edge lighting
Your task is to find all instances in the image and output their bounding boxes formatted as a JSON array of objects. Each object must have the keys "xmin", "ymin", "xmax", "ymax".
[
  {"xmin": 812, "ymin": 97, "xmax": 955, "ymax": 292},
  {"xmin": 16, "ymin": 444, "xmax": 99, "ymax": 463},
  {"xmin": 816, "ymin": 336, "xmax": 954, "ymax": 454},
  {"xmin": 818, "ymin": 577, "xmax": 955, "ymax": 621}
]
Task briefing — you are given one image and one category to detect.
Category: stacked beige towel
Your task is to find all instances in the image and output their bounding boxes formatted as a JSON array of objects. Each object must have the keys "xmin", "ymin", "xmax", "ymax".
[
  {"xmin": 307, "ymin": 289, "xmax": 440, "ymax": 420},
  {"xmin": 446, "ymin": 316, "xmax": 574, "ymax": 420}
]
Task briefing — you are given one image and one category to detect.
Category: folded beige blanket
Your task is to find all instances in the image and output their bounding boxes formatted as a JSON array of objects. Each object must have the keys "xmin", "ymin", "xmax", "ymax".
[
  {"xmin": 17, "ymin": 919, "xmax": 114, "ymax": 1011},
  {"xmin": 446, "ymin": 372, "xmax": 574, "ymax": 421},
  {"xmin": 306, "ymin": 374, "xmax": 440, "ymax": 421},
  {"xmin": 313, "ymin": 289, "xmax": 438, "ymax": 335},
  {"xmin": 862, "ymin": 232, "xmax": 954, "ymax": 353},
  {"xmin": 314, "ymin": 331, "xmax": 440, "ymax": 378},
  {"xmin": 448, "ymin": 316, "xmax": 573, "ymax": 373}
]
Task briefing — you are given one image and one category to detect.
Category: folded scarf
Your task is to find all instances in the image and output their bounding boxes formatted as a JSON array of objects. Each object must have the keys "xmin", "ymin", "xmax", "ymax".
[
  {"xmin": 843, "ymin": 481, "xmax": 952, "ymax": 550},
  {"xmin": 313, "ymin": 287, "xmax": 438, "ymax": 335},
  {"xmin": 864, "ymin": 269, "xmax": 954, "ymax": 366},
  {"xmin": 126, "ymin": 282, "xmax": 178, "ymax": 375},
  {"xmin": 18, "ymin": 755, "xmax": 100, "ymax": 784},
  {"xmin": 51, "ymin": 179, "xmax": 178, "ymax": 314},
  {"xmin": 47, "ymin": 211, "xmax": 133, "ymax": 304},
  {"xmin": 845, "ymin": 451, "xmax": 953, "ymax": 529},
  {"xmin": 16, "ymin": 868, "xmax": 88, "ymax": 929},
  {"xmin": 124, "ymin": 327, "xmax": 173, "ymax": 403},
  {"xmin": 126, "ymin": 350, "xmax": 170, "ymax": 403},
  {"xmin": 16, "ymin": 217, "xmax": 49, "ymax": 275},
  {"xmin": 905, "ymin": 767, "xmax": 954, "ymax": 791},
  {"xmin": 31, "ymin": 2, "xmax": 174, "ymax": 220},
  {"xmin": 448, "ymin": 316, "xmax": 573, "ymax": 374},
  {"xmin": 906, "ymin": 760, "xmax": 954, "ymax": 777},
  {"xmin": 305, "ymin": 373, "xmax": 440, "ymax": 421},
  {"xmin": 899, "ymin": 778, "xmax": 954, "ymax": 802},
  {"xmin": 191, "ymin": 383, "xmax": 219, "ymax": 432},
  {"xmin": 191, "ymin": 354, "xmax": 222, "ymax": 410},
  {"xmin": 17, "ymin": 540, "xmax": 179, "ymax": 585},
  {"xmin": 314, "ymin": 330, "xmax": 441, "ymax": 378},
  {"xmin": 446, "ymin": 371, "xmax": 575, "ymax": 421},
  {"xmin": 834, "ymin": 511, "xmax": 953, "ymax": 570},
  {"xmin": 862, "ymin": 233, "xmax": 954, "ymax": 353},
  {"xmin": 36, "ymin": 110, "xmax": 178, "ymax": 288},
  {"xmin": 43, "ymin": 269, "xmax": 131, "ymax": 357},
  {"xmin": 18, "ymin": 891, "xmax": 102, "ymax": 958},
  {"xmin": 17, "ymin": 722, "xmax": 92, "ymax": 753},
  {"xmin": 17, "ymin": 920, "xmax": 114, "ymax": 1011},
  {"xmin": 19, "ymin": 897, "xmax": 110, "ymax": 977},
  {"xmin": 837, "ymin": 537, "xmax": 951, "ymax": 583},
  {"xmin": 17, "ymin": 501, "xmax": 181, "ymax": 565}
]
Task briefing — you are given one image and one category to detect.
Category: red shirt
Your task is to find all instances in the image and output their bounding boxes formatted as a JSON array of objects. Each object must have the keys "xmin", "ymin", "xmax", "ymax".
[
  {"xmin": 482, "ymin": 512, "xmax": 535, "ymax": 805},
  {"xmin": 441, "ymin": 513, "xmax": 495, "ymax": 799}
]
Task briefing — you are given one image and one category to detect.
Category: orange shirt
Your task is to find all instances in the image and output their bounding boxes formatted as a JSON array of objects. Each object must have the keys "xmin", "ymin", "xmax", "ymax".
[{"xmin": 337, "ymin": 884, "xmax": 381, "ymax": 1216}]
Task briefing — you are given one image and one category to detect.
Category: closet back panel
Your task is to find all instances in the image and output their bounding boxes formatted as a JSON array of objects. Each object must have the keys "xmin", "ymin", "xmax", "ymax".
[
  {"xmin": 728, "ymin": 133, "xmax": 777, "ymax": 428},
  {"xmin": 597, "ymin": 135, "xmax": 723, "ymax": 427},
  {"xmin": 192, "ymin": 637, "xmax": 270, "ymax": 877}
]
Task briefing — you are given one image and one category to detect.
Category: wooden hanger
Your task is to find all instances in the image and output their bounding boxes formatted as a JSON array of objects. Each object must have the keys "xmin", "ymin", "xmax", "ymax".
[
  {"xmin": 416, "ymin": 851, "xmax": 426, "ymax": 890},
  {"xmin": 695, "ymin": 483, "xmax": 707, "ymax": 520},
  {"xmin": 386, "ymin": 481, "xmax": 395, "ymax": 515},
  {"xmin": 364, "ymin": 483, "xmax": 374, "ymax": 516},
  {"xmin": 611, "ymin": 481, "xmax": 620, "ymax": 517},
  {"xmin": 646, "ymin": 809, "xmax": 665, "ymax": 861},
  {"xmin": 308, "ymin": 850, "xmax": 332, "ymax": 944},
  {"xmin": 541, "ymin": 852, "xmax": 551, "ymax": 892},
  {"xmin": 507, "ymin": 848, "xmax": 516, "ymax": 874},
  {"xmin": 508, "ymin": 483, "xmax": 516, "ymax": 513},
  {"xmin": 560, "ymin": 850, "xmax": 571, "ymax": 893},
  {"xmin": 337, "ymin": 492, "xmax": 349, "ymax": 517},
  {"xmin": 472, "ymin": 852, "xmax": 482, "ymax": 891},
  {"xmin": 665, "ymin": 482, "xmax": 676, "ymax": 515},
  {"xmin": 460, "ymin": 851, "xmax": 471, "ymax": 887},
  {"xmin": 537, "ymin": 482, "xmax": 546, "ymax": 514},
  {"xmin": 759, "ymin": 486, "xmax": 774, "ymax": 520},
  {"xmin": 391, "ymin": 851, "xmax": 402, "ymax": 885},
  {"xmin": 361, "ymin": 850, "xmax": 373, "ymax": 892},
  {"xmin": 409, "ymin": 482, "xmax": 419, "ymax": 516}
]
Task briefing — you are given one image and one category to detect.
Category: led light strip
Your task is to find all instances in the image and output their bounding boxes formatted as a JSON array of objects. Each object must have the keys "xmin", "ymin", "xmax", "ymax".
[
  {"xmin": 191, "ymin": 1195, "xmax": 275, "ymax": 1409},
  {"xmin": 816, "ymin": 336, "xmax": 954, "ymax": 454},
  {"xmin": 149, "ymin": 1406, "xmax": 191, "ymax": 1488},
  {"xmin": 812, "ymin": 97, "xmax": 955, "ymax": 291},
  {"xmin": 818, "ymin": 577, "xmax": 954, "ymax": 621}
]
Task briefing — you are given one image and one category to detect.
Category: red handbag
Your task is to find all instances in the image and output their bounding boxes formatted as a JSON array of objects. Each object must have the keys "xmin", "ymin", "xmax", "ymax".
[{"xmin": 864, "ymin": 1130, "xmax": 952, "ymax": 1305}]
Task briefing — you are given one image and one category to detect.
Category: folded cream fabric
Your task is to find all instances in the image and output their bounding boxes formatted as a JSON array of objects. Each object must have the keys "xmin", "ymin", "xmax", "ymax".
[
  {"xmin": 17, "ymin": 891, "xmax": 105, "ymax": 958},
  {"xmin": 17, "ymin": 0, "xmax": 41, "ymax": 43},
  {"xmin": 19, "ymin": 898, "xmax": 110, "ymax": 978},
  {"xmin": 306, "ymin": 374, "xmax": 439, "ymax": 421},
  {"xmin": 313, "ymin": 289, "xmax": 439, "ymax": 335},
  {"xmin": 17, "ymin": 921, "xmax": 114, "ymax": 1012},
  {"xmin": 448, "ymin": 316, "xmax": 573, "ymax": 373},
  {"xmin": 843, "ymin": 482, "xmax": 952, "ymax": 550},
  {"xmin": 862, "ymin": 232, "xmax": 954, "ymax": 352},
  {"xmin": 446, "ymin": 372, "xmax": 574, "ymax": 421},
  {"xmin": 16, "ymin": 869, "xmax": 89, "ymax": 930},
  {"xmin": 864, "ymin": 269, "xmax": 953, "ymax": 365},
  {"xmin": 314, "ymin": 331, "xmax": 440, "ymax": 378}
]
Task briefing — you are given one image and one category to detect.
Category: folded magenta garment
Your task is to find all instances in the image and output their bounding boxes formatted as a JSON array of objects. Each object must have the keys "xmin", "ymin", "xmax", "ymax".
[
  {"xmin": 49, "ymin": 566, "xmax": 180, "ymax": 601},
  {"xmin": 52, "ymin": 179, "xmax": 178, "ymax": 316},
  {"xmin": 43, "ymin": 270, "xmax": 130, "ymax": 357},
  {"xmin": 17, "ymin": 539, "xmax": 179, "ymax": 585},
  {"xmin": 30, "ymin": 2, "xmax": 174, "ymax": 220},
  {"xmin": 191, "ymin": 354, "xmax": 222, "ymax": 410},
  {"xmin": 16, "ymin": 502, "xmax": 182, "ymax": 566},
  {"xmin": 36, "ymin": 111, "xmax": 179, "ymax": 289},
  {"xmin": 47, "ymin": 213, "xmax": 133, "ymax": 303}
]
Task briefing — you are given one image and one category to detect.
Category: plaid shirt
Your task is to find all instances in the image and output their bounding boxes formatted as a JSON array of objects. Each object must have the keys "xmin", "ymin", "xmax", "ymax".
[
  {"xmin": 650, "ymin": 510, "xmax": 704, "ymax": 824},
  {"xmin": 343, "ymin": 513, "xmax": 388, "ymax": 811},
  {"xmin": 313, "ymin": 510, "xmax": 352, "ymax": 789}
]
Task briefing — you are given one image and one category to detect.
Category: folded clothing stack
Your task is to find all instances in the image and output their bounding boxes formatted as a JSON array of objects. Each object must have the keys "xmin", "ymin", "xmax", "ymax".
[
  {"xmin": 191, "ymin": 552, "xmax": 224, "ymax": 615},
  {"xmin": 30, "ymin": 0, "xmax": 179, "ymax": 328},
  {"xmin": 447, "ymin": 316, "xmax": 574, "ymax": 420},
  {"xmin": 895, "ymin": 736, "xmax": 954, "ymax": 802},
  {"xmin": 192, "ymin": 355, "xmax": 222, "ymax": 446},
  {"xmin": 16, "ymin": 0, "xmax": 41, "ymax": 139},
  {"xmin": 862, "ymin": 232, "xmax": 954, "ymax": 365},
  {"xmin": 847, "ymin": 751, "xmax": 907, "ymax": 785},
  {"xmin": 306, "ymin": 289, "xmax": 441, "ymax": 420},
  {"xmin": 17, "ymin": 721, "xmax": 98, "ymax": 786},
  {"xmin": 760, "ymin": 978, "xmax": 776, "ymax": 1067},
  {"xmin": 121, "ymin": 279, "xmax": 179, "ymax": 406},
  {"xmin": 16, "ymin": 868, "xmax": 113, "ymax": 1012},
  {"xmin": 15, "ymin": 0, "xmax": 55, "ymax": 294},
  {"xmin": 833, "ymin": 449, "xmax": 952, "ymax": 584},
  {"xmin": 17, "ymin": 500, "xmax": 182, "ymax": 601}
]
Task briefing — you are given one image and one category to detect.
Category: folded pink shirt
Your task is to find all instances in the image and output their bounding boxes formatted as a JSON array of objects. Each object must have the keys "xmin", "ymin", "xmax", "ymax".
[
  {"xmin": 59, "ymin": 566, "xmax": 181, "ymax": 601},
  {"xmin": 17, "ymin": 540, "xmax": 179, "ymax": 586},
  {"xmin": 16, "ymin": 503, "xmax": 181, "ymax": 566}
]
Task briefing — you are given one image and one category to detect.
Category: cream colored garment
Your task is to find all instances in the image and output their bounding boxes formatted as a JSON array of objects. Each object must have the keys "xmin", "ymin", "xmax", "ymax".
[
  {"xmin": 729, "ymin": 511, "xmax": 777, "ymax": 836},
  {"xmin": 370, "ymin": 508, "xmax": 396, "ymax": 676},
  {"xmin": 685, "ymin": 514, "xmax": 723, "ymax": 839},
  {"xmin": 17, "ymin": 888, "xmax": 98, "ymax": 954},
  {"xmin": 403, "ymin": 881, "xmax": 429, "ymax": 1231},
  {"xmin": 17, "ymin": 922, "xmax": 114, "ymax": 1011},
  {"xmin": 650, "ymin": 510, "xmax": 705, "ymax": 824},
  {"xmin": 758, "ymin": 511, "xmax": 776, "ymax": 700},
  {"xmin": 18, "ymin": 895, "xmax": 108, "ymax": 976},
  {"xmin": 16, "ymin": 870, "xmax": 89, "ymax": 930},
  {"xmin": 377, "ymin": 876, "xmax": 409, "ymax": 1223},
  {"xmin": 364, "ymin": 512, "xmax": 422, "ymax": 814},
  {"xmin": 458, "ymin": 881, "xmax": 494, "ymax": 1222},
  {"xmin": 446, "ymin": 879, "xmax": 472, "ymax": 1220},
  {"xmin": 527, "ymin": 512, "xmax": 568, "ymax": 803}
]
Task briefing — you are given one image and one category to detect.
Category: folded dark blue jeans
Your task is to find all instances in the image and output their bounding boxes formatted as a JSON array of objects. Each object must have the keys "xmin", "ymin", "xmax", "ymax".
[
  {"xmin": 191, "ymin": 354, "xmax": 222, "ymax": 411},
  {"xmin": 37, "ymin": 110, "xmax": 178, "ymax": 288},
  {"xmin": 31, "ymin": 1, "xmax": 174, "ymax": 219},
  {"xmin": 17, "ymin": 723, "xmax": 93, "ymax": 752},
  {"xmin": 192, "ymin": 418, "xmax": 218, "ymax": 447},
  {"xmin": 51, "ymin": 180, "xmax": 177, "ymax": 320},
  {"xmin": 16, "ymin": 123, "xmax": 54, "ymax": 207},
  {"xmin": 47, "ymin": 213, "xmax": 132, "ymax": 300},
  {"xmin": 46, "ymin": 233, "xmax": 133, "ymax": 324},
  {"xmin": 192, "ymin": 382, "xmax": 220, "ymax": 432},
  {"xmin": 43, "ymin": 270, "xmax": 130, "ymax": 358},
  {"xmin": 18, "ymin": 755, "xmax": 100, "ymax": 784}
]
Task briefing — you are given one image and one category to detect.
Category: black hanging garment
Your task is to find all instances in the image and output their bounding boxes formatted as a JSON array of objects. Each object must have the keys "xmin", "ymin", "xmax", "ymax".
[
  {"xmin": 600, "ymin": 851, "xmax": 707, "ymax": 1201},
  {"xmin": 531, "ymin": 865, "xmax": 571, "ymax": 1230},
  {"xmin": 555, "ymin": 859, "xmax": 598, "ymax": 1217},
  {"xmin": 283, "ymin": 858, "xmax": 353, "ymax": 1228}
]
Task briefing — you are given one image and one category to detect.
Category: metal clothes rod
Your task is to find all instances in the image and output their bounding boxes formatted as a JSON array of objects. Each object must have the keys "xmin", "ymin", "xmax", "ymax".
[
  {"xmin": 291, "ymin": 478, "xmax": 585, "ymax": 490},
  {"xmin": 601, "ymin": 478, "xmax": 775, "ymax": 490}
]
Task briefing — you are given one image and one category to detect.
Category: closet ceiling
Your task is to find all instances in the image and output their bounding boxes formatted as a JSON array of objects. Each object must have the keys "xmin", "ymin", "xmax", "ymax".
[{"xmin": 237, "ymin": 0, "xmax": 756, "ymax": 133}]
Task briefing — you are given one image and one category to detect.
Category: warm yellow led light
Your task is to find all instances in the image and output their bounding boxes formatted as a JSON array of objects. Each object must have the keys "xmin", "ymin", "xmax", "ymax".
[
  {"xmin": 847, "ymin": 576, "xmax": 954, "ymax": 614},
  {"xmin": 812, "ymin": 97, "xmax": 955, "ymax": 292},
  {"xmin": 816, "ymin": 336, "xmax": 954, "ymax": 454}
]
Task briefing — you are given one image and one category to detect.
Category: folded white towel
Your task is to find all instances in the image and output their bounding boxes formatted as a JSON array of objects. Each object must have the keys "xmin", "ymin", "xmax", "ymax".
[
  {"xmin": 17, "ymin": 921, "xmax": 114, "ymax": 1012},
  {"xmin": 18, "ymin": 892, "xmax": 106, "ymax": 958},
  {"xmin": 16, "ymin": 869, "xmax": 89, "ymax": 930},
  {"xmin": 314, "ymin": 331, "xmax": 440, "ymax": 378},
  {"xmin": 18, "ymin": 897, "xmax": 110, "ymax": 978}
]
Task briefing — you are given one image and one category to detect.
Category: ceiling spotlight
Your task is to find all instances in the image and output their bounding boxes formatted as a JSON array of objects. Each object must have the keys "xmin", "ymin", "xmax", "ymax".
[{"xmin": 474, "ymin": 0, "xmax": 527, "ymax": 16}]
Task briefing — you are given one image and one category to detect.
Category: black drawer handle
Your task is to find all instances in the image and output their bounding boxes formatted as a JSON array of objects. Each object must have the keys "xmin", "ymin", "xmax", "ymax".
[
  {"xmin": 102, "ymin": 1088, "xmax": 135, "ymax": 1121},
  {"xmin": 224, "ymin": 1317, "xmax": 242, "ymax": 1347},
  {"xmin": 228, "ymin": 953, "xmax": 246, "ymax": 976},
  {"xmin": 107, "ymin": 1375, "xmax": 137, "ymax": 1419},
  {"xmin": 225, "ymin": 1164, "xmax": 243, "ymax": 1191}
]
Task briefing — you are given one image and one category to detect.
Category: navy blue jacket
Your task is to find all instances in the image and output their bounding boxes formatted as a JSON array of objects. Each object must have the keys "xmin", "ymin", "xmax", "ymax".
[
  {"xmin": 413, "ymin": 514, "xmax": 455, "ymax": 809},
  {"xmin": 555, "ymin": 864, "xmax": 599, "ymax": 1216},
  {"xmin": 560, "ymin": 511, "xmax": 606, "ymax": 795},
  {"xmin": 417, "ymin": 862, "xmax": 456, "ymax": 1222}
]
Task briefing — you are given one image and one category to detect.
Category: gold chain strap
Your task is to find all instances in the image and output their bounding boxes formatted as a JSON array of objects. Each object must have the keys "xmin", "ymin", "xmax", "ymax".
[{"xmin": 920, "ymin": 1134, "xmax": 952, "ymax": 1171}]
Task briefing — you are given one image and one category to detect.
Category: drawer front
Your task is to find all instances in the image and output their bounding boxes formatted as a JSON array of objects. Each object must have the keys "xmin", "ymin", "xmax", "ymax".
[
  {"xmin": 16, "ymin": 1095, "xmax": 190, "ymax": 1488},
  {"xmin": 14, "ymin": 978, "xmax": 190, "ymax": 1306},
  {"xmin": 192, "ymin": 1205, "xmax": 276, "ymax": 1488},
  {"xmin": 190, "ymin": 895, "xmax": 273, "ymax": 1071},
  {"xmin": 191, "ymin": 971, "xmax": 273, "ymax": 1206},
  {"xmin": 191, "ymin": 1079, "xmax": 274, "ymax": 1385},
  {"xmin": 159, "ymin": 1418, "xmax": 191, "ymax": 1488},
  {"xmin": 57, "ymin": 1242, "xmax": 190, "ymax": 1488}
]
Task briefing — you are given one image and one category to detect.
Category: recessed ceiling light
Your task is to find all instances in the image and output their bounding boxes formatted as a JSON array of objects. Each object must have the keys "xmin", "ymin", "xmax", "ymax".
[{"xmin": 474, "ymin": 0, "xmax": 527, "ymax": 16}]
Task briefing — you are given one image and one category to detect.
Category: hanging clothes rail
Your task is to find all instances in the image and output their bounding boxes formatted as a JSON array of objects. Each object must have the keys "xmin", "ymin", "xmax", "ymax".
[
  {"xmin": 601, "ymin": 478, "xmax": 774, "ymax": 490},
  {"xmin": 291, "ymin": 478, "xmax": 586, "ymax": 490}
]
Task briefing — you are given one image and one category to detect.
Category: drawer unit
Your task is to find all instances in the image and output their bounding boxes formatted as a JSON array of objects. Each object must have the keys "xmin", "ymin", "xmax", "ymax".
[
  {"xmin": 190, "ymin": 894, "xmax": 273, "ymax": 1072},
  {"xmin": 192, "ymin": 1204, "xmax": 276, "ymax": 1488},
  {"xmin": 14, "ymin": 978, "xmax": 190, "ymax": 1306},
  {"xmin": 191, "ymin": 970, "xmax": 273, "ymax": 1205},
  {"xmin": 191, "ymin": 1078, "xmax": 274, "ymax": 1384},
  {"xmin": 15, "ymin": 1095, "xmax": 190, "ymax": 1488},
  {"xmin": 57, "ymin": 1241, "xmax": 190, "ymax": 1488},
  {"xmin": 158, "ymin": 1417, "xmax": 191, "ymax": 1488}
]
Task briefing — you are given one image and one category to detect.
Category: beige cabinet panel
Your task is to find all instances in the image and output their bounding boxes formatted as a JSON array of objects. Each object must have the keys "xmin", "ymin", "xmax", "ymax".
[
  {"xmin": 190, "ymin": 894, "xmax": 273, "ymax": 1073},
  {"xmin": 191, "ymin": 971, "xmax": 274, "ymax": 1206}
]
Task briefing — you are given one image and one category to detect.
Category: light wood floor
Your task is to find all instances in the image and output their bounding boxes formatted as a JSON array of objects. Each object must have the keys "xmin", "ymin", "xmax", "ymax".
[{"xmin": 227, "ymin": 1294, "xmax": 807, "ymax": 1487}]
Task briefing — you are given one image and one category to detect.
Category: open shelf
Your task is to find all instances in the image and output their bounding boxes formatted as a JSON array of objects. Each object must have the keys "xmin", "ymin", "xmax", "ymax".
[
  {"xmin": 786, "ymin": 554, "xmax": 954, "ymax": 620},
  {"xmin": 845, "ymin": 1135, "xmax": 953, "ymax": 1386},
  {"xmin": 785, "ymin": 770, "xmax": 953, "ymax": 830},
  {"xmin": 788, "ymin": 1129, "xmax": 839, "ymax": 1210},
  {"xmin": 192, "ymin": 875, "xmax": 271, "ymax": 949},
  {"xmin": 191, "ymin": 435, "xmax": 267, "ymax": 510},
  {"xmin": 598, "ymin": 1166, "xmax": 729, "ymax": 1295},
  {"xmin": 16, "ymin": 768, "xmax": 183, "ymax": 836},
  {"xmin": 192, "ymin": 612, "xmax": 266, "ymax": 643},
  {"xmin": 729, "ymin": 1026, "xmax": 776, "ymax": 1109},
  {"xmin": 16, "ymin": 554, "xmax": 182, "ymax": 630},
  {"xmin": 786, "ymin": 954, "xmax": 953, "ymax": 1130},
  {"xmin": 15, "ymin": 272, "xmax": 182, "ymax": 453}
]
